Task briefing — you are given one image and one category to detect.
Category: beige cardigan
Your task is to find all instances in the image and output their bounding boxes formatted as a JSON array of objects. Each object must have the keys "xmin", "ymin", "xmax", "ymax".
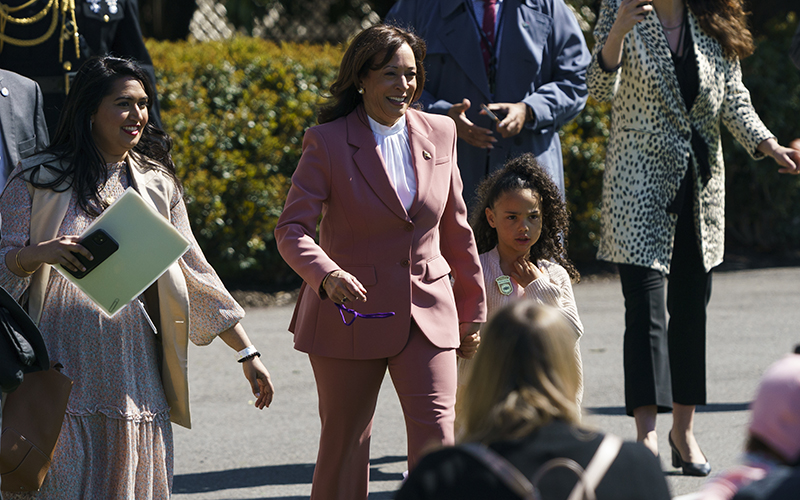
[{"xmin": 20, "ymin": 151, "xmax": 193, "ymax": 428}]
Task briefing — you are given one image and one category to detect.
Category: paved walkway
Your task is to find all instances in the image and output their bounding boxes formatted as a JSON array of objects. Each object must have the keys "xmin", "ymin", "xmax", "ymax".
[{"xmin": 172, "ymin": 267, "xmax": 800, "ymax": 499}]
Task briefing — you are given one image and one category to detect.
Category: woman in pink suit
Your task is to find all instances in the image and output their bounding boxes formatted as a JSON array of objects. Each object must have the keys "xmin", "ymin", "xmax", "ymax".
[{"xmin": 275, "ymin": 24, "xmax": 487, "ymax": 500}]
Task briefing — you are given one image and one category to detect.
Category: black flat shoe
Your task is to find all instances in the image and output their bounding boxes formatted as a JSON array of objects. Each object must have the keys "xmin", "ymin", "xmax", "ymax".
[{"xmin": 668, "ymin": 432, "xmax": 711, "ymax": 477}]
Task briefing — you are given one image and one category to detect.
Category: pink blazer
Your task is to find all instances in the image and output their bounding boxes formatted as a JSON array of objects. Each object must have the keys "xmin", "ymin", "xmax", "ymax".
[{"xmin": 275, "ymin": 106, "xmax": 486, "ymax": 359}]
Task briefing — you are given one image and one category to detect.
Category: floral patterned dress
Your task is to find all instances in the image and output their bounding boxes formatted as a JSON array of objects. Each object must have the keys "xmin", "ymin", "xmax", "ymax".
[{"xmin": 1, "ymin": 161, "xmax": 245, "ymax": 499}]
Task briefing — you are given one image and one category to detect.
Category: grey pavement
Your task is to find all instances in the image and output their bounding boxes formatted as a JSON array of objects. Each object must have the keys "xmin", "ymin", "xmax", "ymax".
[{"xmin": 172, "ymin": 267, "xmax": 800, "ymax": 499}]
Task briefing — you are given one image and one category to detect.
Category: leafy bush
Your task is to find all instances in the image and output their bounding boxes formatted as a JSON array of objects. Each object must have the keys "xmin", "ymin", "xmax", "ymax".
[
  {"xmin": 147, "ymin": 37, "xmax": 342, "ymax": 287},
  {"xmin": 724, "ymin": 12, "xmax": 800, "ymax": 251},
  {"xmin": 562, "ymin": 98, "xmax": 608, "ymax": 262}
]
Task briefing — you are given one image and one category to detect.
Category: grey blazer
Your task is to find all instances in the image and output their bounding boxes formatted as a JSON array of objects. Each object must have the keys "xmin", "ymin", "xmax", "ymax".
[{"xmin": 0, "ymin": 70, "xmax": 49, "ymax": 181}]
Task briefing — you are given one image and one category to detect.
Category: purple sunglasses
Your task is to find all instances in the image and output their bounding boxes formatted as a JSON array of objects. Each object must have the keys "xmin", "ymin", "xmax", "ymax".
[{"xmin": 336, "ymin": 303, "xmax": 395, "ymax": 326}]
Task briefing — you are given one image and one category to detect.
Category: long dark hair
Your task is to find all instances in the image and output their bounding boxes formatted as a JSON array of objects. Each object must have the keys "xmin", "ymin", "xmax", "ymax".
[
  {"xmin": 470, "ymin": 154, "xmax": 579, "ymax": 281},
  {"xmin": 24, "ymin": 55, "xmax": 180, "ymax": 216},
  {"xmin": 318, "ymin": 24, "xmax": 426, "ymax": 124},
  {"xmin": 688, "ymin": 0, "xmax": 754, "ymax": 59}
]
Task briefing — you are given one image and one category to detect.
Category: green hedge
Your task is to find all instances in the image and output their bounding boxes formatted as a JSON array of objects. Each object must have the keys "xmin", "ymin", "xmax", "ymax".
[
  {"xmin": 724, "ymin": 12, "xmax": 800, "ymax": 251},
  {"xmin": 148, "ymin": 15, "xmax": 800, "ymax": 287},
  {"xmin": 148, "ymin": 38, "xmax": 342, "ymax": 287}
]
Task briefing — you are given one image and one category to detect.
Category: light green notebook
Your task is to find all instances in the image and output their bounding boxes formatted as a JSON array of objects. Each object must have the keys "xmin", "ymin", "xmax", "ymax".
[{"xmin": 55, "ymin": 187, "xmax": 191, "ymax": 316}]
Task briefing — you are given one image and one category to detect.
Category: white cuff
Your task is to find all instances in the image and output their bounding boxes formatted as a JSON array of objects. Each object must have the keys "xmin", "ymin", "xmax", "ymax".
[{"xmin": 237, "ymin": 345, "xmax": 258, "ymax": 361}]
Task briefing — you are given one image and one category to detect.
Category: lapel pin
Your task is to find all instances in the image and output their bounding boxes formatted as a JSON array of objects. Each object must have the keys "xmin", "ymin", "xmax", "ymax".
[
  {"xmin": 496, "ymin": 275, "xmax": 513, "ymax": 296},
  {"xmin": 422, "ymin": 150, "xmax": 431, "ymax": 160},
  {"xmin": 0, "ymin": 88, "xmax": 8, "ymax": 97}
]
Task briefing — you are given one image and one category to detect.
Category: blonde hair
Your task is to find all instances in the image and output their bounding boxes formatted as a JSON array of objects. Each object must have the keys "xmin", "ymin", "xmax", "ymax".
[{"xmin": 461, "ymin": 302, "xmax": 581, "ymax": 444}]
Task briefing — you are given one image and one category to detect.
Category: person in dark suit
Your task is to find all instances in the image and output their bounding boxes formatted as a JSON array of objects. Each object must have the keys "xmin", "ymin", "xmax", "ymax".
[
  {"xmin": 0, "ymin": 69, "xmax": 49, "ymax": 187},
  {"xmin": 0, "ymin": 0, "xmax": 161, "ymax": 135},
  {"xmin": 275, "ymin": 24, "xmax": 487, "ymax": 500},
  {"xmin": 0, "ymin": 67, "xmax": 49, "ymax": 498},
  {"xmin": 386, "ymin": 0, "xmax": 590, "ymax": 204}
]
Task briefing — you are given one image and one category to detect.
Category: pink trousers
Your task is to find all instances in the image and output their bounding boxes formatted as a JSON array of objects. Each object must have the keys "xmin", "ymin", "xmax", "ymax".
[{"xmin": 308, "ymin": 321, "xmax": 457, "ymax": 500}]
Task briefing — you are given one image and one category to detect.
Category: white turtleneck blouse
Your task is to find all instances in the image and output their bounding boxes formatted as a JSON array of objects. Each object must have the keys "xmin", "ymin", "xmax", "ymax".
[{"xmin": 368, "ymin": 114, "xmax": 417, "ymax": 211}]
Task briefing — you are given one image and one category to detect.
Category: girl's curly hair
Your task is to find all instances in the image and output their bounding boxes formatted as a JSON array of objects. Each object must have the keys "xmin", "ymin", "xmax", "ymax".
[{"xmin": 470, "ymin": 153, "xmax": 579, "ymax": 282}]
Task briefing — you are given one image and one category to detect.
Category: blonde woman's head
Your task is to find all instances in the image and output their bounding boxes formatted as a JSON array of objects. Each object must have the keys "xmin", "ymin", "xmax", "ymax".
[{"xmin": 461, "ymin": 301, "xmax": 581, "ymax": 444}]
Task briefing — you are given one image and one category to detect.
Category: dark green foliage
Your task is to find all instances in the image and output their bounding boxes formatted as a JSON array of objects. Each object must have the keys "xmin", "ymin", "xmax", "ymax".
[
  {"xmin": 147, "ymin": 37, "xmax": 342, "ymax": 287},
  {"xmin": 724, "ymin": 12, "xmax": 800, "ymax": 251},
  {"xmin": 561, "ymin": 98, "xmax": 609, "ymax": 262}
]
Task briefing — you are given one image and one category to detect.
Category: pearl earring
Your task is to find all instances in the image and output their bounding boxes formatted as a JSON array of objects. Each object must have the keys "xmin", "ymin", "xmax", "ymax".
[{"xmin": 357, "ymin": 88, "xmax": 364, "ymax": 94}]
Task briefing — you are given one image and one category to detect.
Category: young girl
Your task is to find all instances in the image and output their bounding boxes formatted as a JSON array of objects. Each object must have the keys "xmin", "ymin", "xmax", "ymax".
[{"xmin": 464, "ymin": 153, "xmax": 584, "ymax": 404}]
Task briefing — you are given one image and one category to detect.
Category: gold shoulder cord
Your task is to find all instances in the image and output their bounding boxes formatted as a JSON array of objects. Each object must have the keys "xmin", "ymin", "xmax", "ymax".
[{"xmin": 0, "ymin": 0, "xmax": 80, "ymax": 89}]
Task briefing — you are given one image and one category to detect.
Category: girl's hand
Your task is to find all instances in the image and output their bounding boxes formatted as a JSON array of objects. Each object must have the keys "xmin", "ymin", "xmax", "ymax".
[
  {"xmin": 510, "ymin": 255, "xmax": 544, "ymax": 288},
  {"xmin": 241, "ymin": 356, "xmax": 274, "ymax": 409},
  {"xmin": 322, "ymin": 269, "xmax": 367, "ymax": 304},
  {"xmin": 611, "ymin": 0, "xmax": 653, "ymax": 37},
  {"xmin": 457, "ymin": 322, "xmax": 481, "ymax": 359}
]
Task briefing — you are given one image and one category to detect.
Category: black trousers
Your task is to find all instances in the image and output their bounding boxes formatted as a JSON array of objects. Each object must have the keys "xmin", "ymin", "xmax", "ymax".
[{"xmin": 618, "ymin": 185, "xmax": 712, "ymax": 416}]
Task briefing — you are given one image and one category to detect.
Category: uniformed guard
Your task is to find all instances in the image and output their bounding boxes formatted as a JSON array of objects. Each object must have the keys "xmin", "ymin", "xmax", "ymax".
[{"xmin": 0, "ymin": 0, "xmax": 162, "ymax": 135}]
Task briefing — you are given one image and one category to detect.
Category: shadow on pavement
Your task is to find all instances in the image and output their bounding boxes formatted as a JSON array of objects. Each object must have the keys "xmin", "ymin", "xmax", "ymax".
[
  {"xmin": 585, "ymin": 402, "xmax": 751, "ymax": 416},
  {"xmin": 173, "ymin": 456, "xmax": 406, "ymax": 494},
  {"xmin": 262, "ymin": 490, "xmax": 397, "ymax": 500},
  {"xmin": 173, "ymin": 463, "xmax": 314, "ymax": 493}
]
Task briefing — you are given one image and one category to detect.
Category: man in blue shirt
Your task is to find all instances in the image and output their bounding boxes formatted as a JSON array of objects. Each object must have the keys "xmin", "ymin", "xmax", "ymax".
[{"xmin": 386, "ymin": 0, "xmax": 590, "ymax": 205}]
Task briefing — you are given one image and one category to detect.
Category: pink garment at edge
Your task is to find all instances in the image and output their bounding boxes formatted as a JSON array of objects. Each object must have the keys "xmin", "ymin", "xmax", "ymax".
[{"xmin": 749, "ymin": 354, "xmax": 800, "ymax": 464}]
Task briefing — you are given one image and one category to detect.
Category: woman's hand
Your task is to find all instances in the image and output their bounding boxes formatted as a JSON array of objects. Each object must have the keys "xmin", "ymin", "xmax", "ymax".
[
  {"xmin": 218, "ymin": 323, "xmax": 275, "ymax": 410},
  {"xmin": 457, "ymin": 322, "xmax": 481, "ymax": 359},
  {"xmin": 612, "ymin": 0, "xmax": 653, "ymax": 36},
  {"xmin": 759, "ymin": 137, "xmax": 800, "ymax": 174},
  {"xmin": 241, "ymin": 356, "xmax": 275, "ymax": 410},
  {"xmin": 510, "ymin": 256, "xmax": 545, "ymax": 288},
  {"xmin": 6, "ymin": 236, "xmax": 93, "ymax": 277},
  {"xmin": 322, "ymin": 269, "xmax": 367, "ymax": 304},
  {"xmin": 601, "ymin": 0, "xmax": 653, "ymax": 70}
]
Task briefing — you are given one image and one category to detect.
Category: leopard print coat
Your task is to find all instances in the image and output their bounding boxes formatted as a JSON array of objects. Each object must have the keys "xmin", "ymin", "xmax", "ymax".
[{"xmin": 587, "ymin": 0, "xmax": 773, "ymax": 273}]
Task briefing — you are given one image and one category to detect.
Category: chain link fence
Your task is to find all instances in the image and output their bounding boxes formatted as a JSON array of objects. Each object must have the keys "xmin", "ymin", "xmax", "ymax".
[{"xmin": 189, "ymin": 0, "xmax": 380, "ymax": 42}]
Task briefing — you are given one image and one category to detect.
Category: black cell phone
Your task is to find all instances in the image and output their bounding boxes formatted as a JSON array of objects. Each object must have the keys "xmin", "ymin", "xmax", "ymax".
[
  {"xmin": 65, "ymin": 229, "xmax": 119, "ymax": 279},
  {"xmin": 481, "ymin": 103, "xmax": 500, "ymax": 122}
]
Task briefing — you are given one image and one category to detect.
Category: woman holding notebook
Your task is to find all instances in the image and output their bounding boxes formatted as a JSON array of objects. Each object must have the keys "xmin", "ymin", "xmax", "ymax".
[{"xmin": 0, "ymin": 56, "xmax": 274, "ymax": 499}]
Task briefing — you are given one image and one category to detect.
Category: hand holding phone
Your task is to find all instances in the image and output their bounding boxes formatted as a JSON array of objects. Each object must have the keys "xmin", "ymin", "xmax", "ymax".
[
  {"xmin": 64, "ymin": 229, "xmax": 119, "ymax": 279},
  {"xmin": 481, "ymin": 103, "xmax": 500, "ymax": 122}
]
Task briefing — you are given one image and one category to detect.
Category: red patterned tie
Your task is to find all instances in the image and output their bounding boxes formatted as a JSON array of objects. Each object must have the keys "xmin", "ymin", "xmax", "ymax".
[{"xmin": 481, "ymin": 0, "xmax": 497, "ymax": 77}]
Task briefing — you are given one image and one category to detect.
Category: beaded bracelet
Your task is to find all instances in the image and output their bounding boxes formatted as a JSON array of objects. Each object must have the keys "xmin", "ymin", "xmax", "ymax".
[
  {"xmin": 237, "ymin": 351, "xmax": 261, "ymax": 363},
  {"xmin": 15, "ymin": 247, "xmax": 33, "ymax": 275}
]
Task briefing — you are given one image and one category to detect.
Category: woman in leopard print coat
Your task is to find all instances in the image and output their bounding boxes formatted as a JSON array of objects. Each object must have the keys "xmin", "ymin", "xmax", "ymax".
[{"xmin": 588, "ymin": 0, "xmax": 800, "ymax": 475}]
